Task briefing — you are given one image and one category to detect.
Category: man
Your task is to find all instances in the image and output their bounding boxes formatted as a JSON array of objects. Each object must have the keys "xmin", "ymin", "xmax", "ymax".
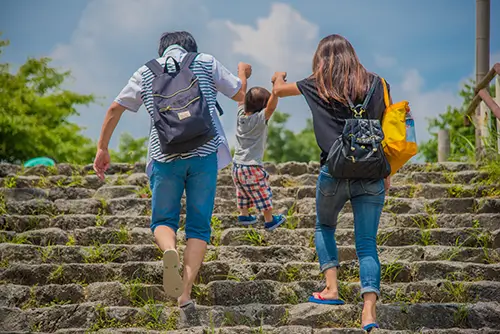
[{"xmin": 93, "ymin": 31, "xmax": 249, "ymax": 308}]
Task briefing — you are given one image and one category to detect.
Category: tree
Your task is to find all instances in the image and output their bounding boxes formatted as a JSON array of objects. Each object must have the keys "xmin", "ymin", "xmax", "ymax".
[
  {"xmin": 264, "ymin": 111, "xmax": 321, "ymax": 163},
  {"xmin": 419, "ymin": 80, "xmax": 497, "ymax": 162},
  {"xmin": 0, "ymin": 36, "xmax": 96, "ymax": 164},
  {"xmin": 110, "ymin": 132, "xmax": 148, "ymax": 163}
]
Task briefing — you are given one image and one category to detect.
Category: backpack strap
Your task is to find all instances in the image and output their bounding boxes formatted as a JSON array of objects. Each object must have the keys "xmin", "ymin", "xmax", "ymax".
[
  {"xmin": 145, "ymin": 59, "xmax": 163, "ymax": 77},
  {"xmin": 181, "ymin": 52, "xmax": 198, "ymax": 70},
  {"xmin": 346, "ymin": 75, "xmax": 379, "ymax": 118},
  {"xmin": 380, "ymin": 77, "xmax": 390, "ymax": 108}
]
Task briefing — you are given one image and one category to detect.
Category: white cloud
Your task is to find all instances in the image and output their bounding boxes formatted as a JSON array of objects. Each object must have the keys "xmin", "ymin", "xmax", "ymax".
[
  {"xmin": 49, "ymin": 1, "xmax": 320, "ymax": 150},
  {"xmin": 374, "ymin": 54, "xmax": 398, "ymax": 69},
  {"xmin": 225, "ymin": 3, "xmax": 319, "ymax": 72}
]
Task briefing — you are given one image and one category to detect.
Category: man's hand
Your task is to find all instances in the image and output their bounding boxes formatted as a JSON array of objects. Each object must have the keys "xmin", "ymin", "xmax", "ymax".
[
  {"xmin": 271, "ymin": 72, "xmax": 287, "ymax": 84},
  {"xmin": 238, "ymin": 62, "xmax": 252, "ymax": 79},
  {"xmin": 93, "ymin": 148, "xmax": 111, "ymax": 180}
]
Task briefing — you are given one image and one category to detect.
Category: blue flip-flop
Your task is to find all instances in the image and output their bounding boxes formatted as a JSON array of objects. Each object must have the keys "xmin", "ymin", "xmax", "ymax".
[
  {"xmin": 363, "ymin": 323, "xmax": 379, "ymax": 332},
  {"xmin": 308, "ymin": 295, "xmax": 345, "ymax": 305}
]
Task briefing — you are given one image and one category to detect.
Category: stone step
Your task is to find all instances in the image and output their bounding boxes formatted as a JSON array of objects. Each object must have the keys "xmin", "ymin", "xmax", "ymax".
[
  {"xmin": 0, "ymin": 161, "xmax": 480, "ymax": 179},
  {"xmin": 1, "ymin": 241, "xmax": 499, "ymax": 266},
  {"xmin": 3, "ymin": 327, "xmax": 500, "ymax": 334},
  {"xmin": 1, "ymin": 301, "xmax": 499, "ymax": 332},
  {"xmin": 2, "ymin": 280, "xmax": 499, "ymax": 309},
  {"xmin": 2, "ymin": 225, "xmax": 499, "ymax": 250},
  {"xmin": 2, "ymin": 213, "xmax": 499, "ymax": 233},
  {"xmin": 2, "ymin": 260, "xmax": 499, "ymax": 286},
  {"xmin": 2, "ymin": 196, "xmax": 500, "ymax": 216},
  {"xmin": 2, "ymin": 183, "xmax": 499, "ymax": 203}
]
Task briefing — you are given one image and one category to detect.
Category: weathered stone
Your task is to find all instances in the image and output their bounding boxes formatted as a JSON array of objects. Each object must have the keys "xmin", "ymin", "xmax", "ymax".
[
  {"xmin": 476, "ymin": 199, "xmax": 500, "ymax": 214},
  {"xmin": 94, "ymin": 185, "xmax": 140, "ymax": 200},
  {"xmin": 86, "ymin": 282, "xmax": 129, "ymax": 306},
  {"xmin": 278, "ymin": 162, "xmax": 309, "ymax": 176},
  {"xmin": 0, "ymin": 214, "xmax": 50, "ymax": 232},
  {"xmin": 0, "ymin": 306, "xmax": 28, "ymax": 331},
  {"xmin": 126, "ymin": 173, "xmax": 149, "ymax": 187},
  {"xmin": 6, "ymin": 199, "xmax": 56, "ymax": 215},
  {"xmin": 19, "ymin": 227, "xmax": 69, "ymax": 246},
  {"xmin": 48, "ymin": 187, "xmax": 95, "ymax": 200},
  {"xmin": 1, "ymin": 188, "xmax": 48, "ymax": 201},
  {"xmin": 107, "ymin": 198, "xmax": 150, "ymax": 216},
  {"xmin": 55, "ymin": 199, "xmax": 103, "ymax": 215},
  {"xmin": 0, "ymin": 163, "xmax": 22, "ymax": 177}
]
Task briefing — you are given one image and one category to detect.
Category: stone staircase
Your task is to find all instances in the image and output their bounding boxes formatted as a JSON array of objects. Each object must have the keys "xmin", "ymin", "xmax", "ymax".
[{"xmin": 0, "ymin": 161, "xmax": 499, "ymax": 334}]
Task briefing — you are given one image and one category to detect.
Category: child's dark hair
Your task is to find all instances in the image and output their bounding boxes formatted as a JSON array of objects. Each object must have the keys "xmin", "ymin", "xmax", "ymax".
[{"xmin": 244, "ymin": 87, "xmax": 271, "ymax": 114}]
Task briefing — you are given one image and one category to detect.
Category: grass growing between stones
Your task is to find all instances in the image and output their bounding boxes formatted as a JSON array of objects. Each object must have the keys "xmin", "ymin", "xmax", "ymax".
[
  {"xmin": 38, "ymin": 242, "xmax": 54, "ymax": 263},
  {"xmin": 447, "ymin": 185, "xmax": 466, "ymax": 198},
  {"xmin": 48, "ymin": 265, "xmax": 64, "ymax": 284},
  {"xmin": 114, "ymin": 225, "xmax": 131, "ymax": 244},
  {"xmin": 66, "ymin": 234, "xmax": 76, "ymax": 246},
  {"xmin": 441, "ymin": 281, "xmax": 470, "ymax": 303},
  {"xmin": 238, "ymin": 227, "xmax": 267, "ymax": 246},
  {"xmin": 417, "ymin": 229, "xmax": 435, "ymax": 246},
  {"xmin": 453, "ymin": 304, "xmax": 470, "ymax": 328},
  {"xmin": 211, "ymin": 216, "xmax": 223, "ymax": 247},
  {"xmin": 381, "ymin": 260, "xmax": 405, "ymax": 283},
  {"xmin": 283, "ymin": 201, "xmax": 299, "ymax": 230},
  {"xmin": 82, "ymin": 242, "xmax": 123, "ymax": 264},
  {"xmin": 4, "ymin": 175, "xmax": 17, "ymax": 188},
  {"xmin": 136, "ymin": 185, "xmax": 152, "ymax": 199}
]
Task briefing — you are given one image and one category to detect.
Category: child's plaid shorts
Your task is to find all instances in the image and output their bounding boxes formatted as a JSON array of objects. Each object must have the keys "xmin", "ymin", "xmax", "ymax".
[{"xmin": 232, "ymin": 164, "xmax": 273, "ymax": 211}]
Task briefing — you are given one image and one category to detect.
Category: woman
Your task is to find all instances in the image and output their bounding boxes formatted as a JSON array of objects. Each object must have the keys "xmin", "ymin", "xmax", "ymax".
[{"xmin": 271, "ymin": 34, "xmax": 390, "ymax": 332}]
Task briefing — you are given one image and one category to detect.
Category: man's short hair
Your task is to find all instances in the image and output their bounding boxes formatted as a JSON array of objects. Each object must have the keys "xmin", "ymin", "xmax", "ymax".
[{"xmin": 158, "ymin": 31, "xmax": 198, "ymax": 57}]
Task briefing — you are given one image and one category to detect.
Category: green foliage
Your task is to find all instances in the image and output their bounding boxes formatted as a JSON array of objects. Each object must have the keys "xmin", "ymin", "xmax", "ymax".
[
  {"xmin": 419, "ymin": 80, "xmax": 497, "ymax": 162},
  {"xmin": 0, "ymin": 36, "xmax": 96, "ymax": 164},
  {"xmin": 264, "ymin": 112, "xmax": 320, "ymax": 163},
  {"xmin": 110, "ymin": 132, "xmax": 147, "ymax": 163}
]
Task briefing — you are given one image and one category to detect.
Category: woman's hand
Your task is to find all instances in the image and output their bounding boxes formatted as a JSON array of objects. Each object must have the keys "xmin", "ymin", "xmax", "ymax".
[
  {"xmin": 271, "ymin": 72, "xmax": 287, "ymax": 84},
  {"xmin": 384, "ymin": 177, "xmax": 391, "ymax": 194},
  {"xmin": 93, "ymin": 148, "xmax": 111, "ymax": 180}
]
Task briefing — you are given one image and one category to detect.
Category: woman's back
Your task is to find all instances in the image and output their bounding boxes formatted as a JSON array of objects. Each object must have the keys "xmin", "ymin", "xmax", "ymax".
[{"xmin": 296, "ymin": 73, "xmax": 389, "ymax": 165}]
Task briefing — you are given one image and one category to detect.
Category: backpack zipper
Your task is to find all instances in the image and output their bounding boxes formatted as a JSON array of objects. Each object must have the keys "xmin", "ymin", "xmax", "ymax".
[
  {"xmin": 159, "ymin": 96, "xmax": 201, "ymax": 112},
  {"xmin": 152, "ymin": 78, "xmax": 199, "ymax": 99}
]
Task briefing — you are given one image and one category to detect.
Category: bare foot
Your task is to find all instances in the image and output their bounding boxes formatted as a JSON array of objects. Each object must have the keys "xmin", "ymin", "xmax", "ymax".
[
  {"xmin": 312, "ymin": 287, "xmax": 339, "ymax": 300},
  {"xmin": 178, "ymin": 293, "xmax": 192, "ymax": 307}
]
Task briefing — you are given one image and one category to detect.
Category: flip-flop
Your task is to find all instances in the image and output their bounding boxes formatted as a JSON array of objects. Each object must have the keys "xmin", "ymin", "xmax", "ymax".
[
  {"xmin": 179, "ymin": 299, "xmax": 195, "ymax": 309},
  {"xmin": 308, "ymin": 294, "xmax": 345, "ymax": 305},
  {"xmin": 363, "ymin": 323, "xmax": 379, "ymax": 332},
  {"xmin": 162, "ymin": 249, "xmax": 183, "ymax": 298}
]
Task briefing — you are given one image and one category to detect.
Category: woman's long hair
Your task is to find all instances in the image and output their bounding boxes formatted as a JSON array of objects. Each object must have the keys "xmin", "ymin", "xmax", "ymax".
[{"xmin": 312, "ymin": 34, "xmax": 371, "ymax": 105}]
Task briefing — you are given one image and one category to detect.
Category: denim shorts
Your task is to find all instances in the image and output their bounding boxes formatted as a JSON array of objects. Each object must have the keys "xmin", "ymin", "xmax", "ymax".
[{"xmin": 149, "ymin": 152, "xmax": 218, "ymax": 243}]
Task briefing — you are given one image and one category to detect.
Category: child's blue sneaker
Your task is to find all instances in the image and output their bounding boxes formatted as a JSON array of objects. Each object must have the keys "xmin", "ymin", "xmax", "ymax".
[
  {"xmin": 238, "ymin": 215, "xmax": 257, "ymax": 225},
  {"xmin": 264, "ymin": 214, "xmax": 286, "ymax": 231}
]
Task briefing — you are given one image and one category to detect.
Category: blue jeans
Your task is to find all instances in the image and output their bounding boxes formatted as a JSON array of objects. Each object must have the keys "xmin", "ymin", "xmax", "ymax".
[
  {"xmin": 149, "ymin": 152, "xmax": 218, "ymax": 243},
  {"xmin": 315, "ymin": 165, "xmax": 385, "ymax": 297}
]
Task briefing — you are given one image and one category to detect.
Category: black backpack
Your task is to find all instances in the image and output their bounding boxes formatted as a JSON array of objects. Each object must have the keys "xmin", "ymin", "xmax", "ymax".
[
  {"xmin": 145, "ymin": 52, "xmax": 222, "ymax": 154},
  {"xmin": 326, "ymin": 76, "xmax": 391, "ymax": 179}
]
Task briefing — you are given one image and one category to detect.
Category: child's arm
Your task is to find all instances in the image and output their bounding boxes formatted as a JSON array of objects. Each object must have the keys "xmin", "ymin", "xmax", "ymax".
[
  {"xmin": 237, "ymin": 62, "xmax": 251, "ymax": 106},
  {"xmin": 264, "ymin": 92, "xmax": 278, "ymax": 120},
  {"xmin": 272, "ymin": 72, "xmax": 301, "ymax": 98}
]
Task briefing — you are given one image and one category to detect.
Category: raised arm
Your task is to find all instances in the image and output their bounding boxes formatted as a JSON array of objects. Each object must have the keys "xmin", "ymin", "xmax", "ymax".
[
  {"xmin": 264, "ymin": 93, "xmax": 278, "ymax": 120},
  {"xmin": 237, "ymin": 62, "xmax": 252, "ymax": 106},
  {"xmin": 272, "ymin": 72, "xmax": 301, "ymax": 98}
]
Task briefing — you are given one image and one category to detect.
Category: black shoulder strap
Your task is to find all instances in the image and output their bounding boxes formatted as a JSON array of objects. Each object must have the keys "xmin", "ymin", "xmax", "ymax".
[
  {"xmin": 215, "ymin": 102, "xmax": 224, "ymax": 116},
  {"xmin": 145, "ymin": 59, "xmax": 163, "ymax": 77},
  {"xmin": 346, "ymin": 75, "xmax": 379, "ymax": 118}
]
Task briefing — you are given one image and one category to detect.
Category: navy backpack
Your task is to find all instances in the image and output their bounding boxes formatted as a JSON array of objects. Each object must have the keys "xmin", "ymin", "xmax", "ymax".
[{"xmin": 145, "ymin": 52, "xmax": 223, "ymax": 154}]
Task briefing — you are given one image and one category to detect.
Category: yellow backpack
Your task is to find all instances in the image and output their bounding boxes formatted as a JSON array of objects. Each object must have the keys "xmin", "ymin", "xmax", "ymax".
[{"xmin": 381, "ymin": 78, "xmax": 418, "ymax": 175}]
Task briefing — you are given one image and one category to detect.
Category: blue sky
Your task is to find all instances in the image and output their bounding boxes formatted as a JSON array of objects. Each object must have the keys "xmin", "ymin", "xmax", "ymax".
[{"xmin": 1, "ymin": 0, "xmax": 500, "ymax": 151}]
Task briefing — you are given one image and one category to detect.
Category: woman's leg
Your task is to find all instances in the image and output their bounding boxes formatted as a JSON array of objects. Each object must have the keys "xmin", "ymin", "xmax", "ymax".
[
  {"xmin": 350, "ymin": 179, "xmax": 385, "ymax": 326},
  {"xmin": 314, "ymin": 166, "xmax": 348, "ymax": 299}
]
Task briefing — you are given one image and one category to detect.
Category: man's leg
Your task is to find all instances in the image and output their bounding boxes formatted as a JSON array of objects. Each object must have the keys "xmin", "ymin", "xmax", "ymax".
[
  {"xmin": 179, "ymin": 152, "xmax": 218, "ymax": 305},
  {"xmin": 149, "ymin": 160, "xmax": 186, "ymax": 298}
]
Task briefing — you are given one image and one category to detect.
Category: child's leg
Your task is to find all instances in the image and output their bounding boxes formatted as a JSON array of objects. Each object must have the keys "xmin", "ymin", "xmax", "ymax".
[
  {"xmin": 232, "ymin": 164, "xmax": 257, "ymax": 224},
  {"xmin": 249, "ymin": 166, "xmax": 286, "ymax": 230}
]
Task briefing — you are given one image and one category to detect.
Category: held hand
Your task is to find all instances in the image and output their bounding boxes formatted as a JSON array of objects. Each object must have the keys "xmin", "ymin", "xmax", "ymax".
[
  {"xmin": 271, "ymin": 72, "xmax": 287, "ymax": 84},
  {"xmin": 93, "ymin": 148, "xmax": 111, "ymax": 180},
  {"xmin": 238, "ymin": 62, "xmax": 252, "ymax": 78}
]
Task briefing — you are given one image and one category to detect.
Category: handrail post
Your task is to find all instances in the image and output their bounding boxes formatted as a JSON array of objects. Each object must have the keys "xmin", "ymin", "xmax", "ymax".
[
  {"xmin": 438, "ymin": 130, "xmax": 450, "ymax": 163},
  {"xmin": 497, "ymin": 76, "xmax": 500, "ymax": 154}
]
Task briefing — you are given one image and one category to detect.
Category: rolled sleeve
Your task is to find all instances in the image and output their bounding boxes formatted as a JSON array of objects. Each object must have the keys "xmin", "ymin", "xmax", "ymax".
[
  {"xmin": 212, "ymin": 58, "xmax": 241, "ymax": 99},
  {"xmin": 114, "ymin": 70, "xmax": 143, "ymax": 112}
]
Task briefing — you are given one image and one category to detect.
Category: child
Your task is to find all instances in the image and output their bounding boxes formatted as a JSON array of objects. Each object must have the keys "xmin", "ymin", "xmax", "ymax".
[{"xmin": 231, "ymin": 63, "xmax": 286, "ymax": 231}]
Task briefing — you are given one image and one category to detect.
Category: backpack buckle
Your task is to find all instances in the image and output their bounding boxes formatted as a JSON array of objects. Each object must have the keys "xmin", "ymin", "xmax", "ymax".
[{"xmin": 352, "ymin": 108, "xmax": 365, "ymax": 119}]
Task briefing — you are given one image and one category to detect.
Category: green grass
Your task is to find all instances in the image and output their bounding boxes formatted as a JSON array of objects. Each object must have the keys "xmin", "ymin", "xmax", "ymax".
[
  {"xmin": 381, "ymin": 260, "xmax": 405, "ymax": 283},
  {"xmin": 4, "ymin": 175, "xmax": 17, "ymax": 188},
  {"xmin": 82, "ymin": 242, "xmax": 123, "ymax": 264},
  {"xmin": 237, "ymin": 227, "xmax": 267, "ymax": 246},
  {"xmin": 114, "ymin": 225, "xmax": 130, "ymax": 244},
  {"xmin": 48, "ymin": 265, "xmax": 64, "ymax": 283},
  {"xmin": 210, "ymin": 216, "xmax": 223, "ymax": 246}
]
